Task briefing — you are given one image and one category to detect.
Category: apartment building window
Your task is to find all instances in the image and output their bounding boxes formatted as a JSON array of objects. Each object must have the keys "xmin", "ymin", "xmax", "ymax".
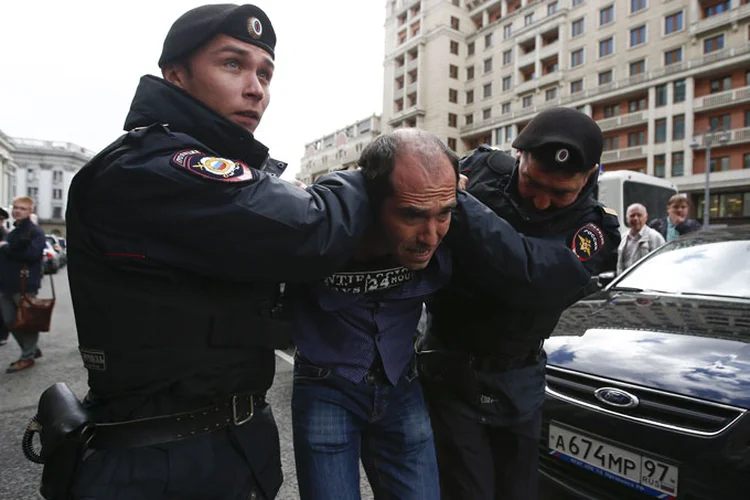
[
  {"xmin": 705, "ymin": 1, "xmax": 730, "ymax": 17},
  {"xmin": 600, "ymin": 5, "xmax": 613, "ymax": 26},
  {"xmin": 485, "ymin": 32, "xmax": 493, "ymax": 48},
  {"xmin": 571, "ymin": 48, "xmax": 584, "ymax": 67},
  {"xmin": 710, "ymin": 76, "xmax": 732, "ymax": 93},
  {"xmin": 502, "ymin": 102, "xmax": 511, "ymax": 114},
  {"xmin": 603, "ymin": 105, "xmax": 619, "ymax": 118},
  {"xmin": 746, "ymin": 109, "xmax": 750, "ymax": 126},
  {"xmin": 448, "ymin": 113, "xmax": 458, "ymax": 127},
  {"xmin": 630, "ymin": 26, "xmax": 646, "ymax": 47},
  {"xmin": 629, "ymin": 59, "xmax": 645, "ymax": 76},
  {"xmin": 631, "ymin": 0, "xmax": 646, "ymax": 13},
  {"xmin": 673, "ymin": 79, "xmax": 686, "ymax": 102},
  {"xmin": 665, "ymin": 11, "xmax": 683, "ymax": 35},
  {"xmin": 704, "ymin": 34, "xmax": 724, "ymax": 54},
  {"xmin": 672, "ymin": 152, "xmax": 684, "ymax": 176},
  {"xmin": 629, "ymin": 97, "xmax": 647, "ymax": 111},
  {"xmin": 572, "ymin": 18, "xmax": 584, "ymax": 37},
  {"xmin": 450, "ymin": 64, "xmax": 458, "ymax": 78},
  {"xmin": 545, "ymin": 87, "xmax": 558, "ymax": 101},
  {"xmin": 452, "ymin": 0, "xmax": 460, "ymax": 6},
  {"xmin": 502, "ymin": 76, "xmax": 512, "ymax": 91},
  {"xmin": 571, "ymin": 79, "xmax": 583, "ymax": 94},
  {"xmin": 745, "ymin": 153, "xmax": 750, "ymax": 169},
  {"xmin": 505, "ymin": 125, "xmax": 514, "ymax": 142},
  {"xmin": 450, "ymin": 41, "xmax": 459, "ymax": 55},
  {"xmin": 449, "ymin": 88, "xmax": 458, "ymax": 103},
  {"xmin": 572, "ymin": 0, "xmax": 584, "ymax": 6},
  {"xmin": 27, "ymin": 187, "xmax": 38, "ymax": 199},
  {"xmin": 599, "ymin": 37, "xmax": 613, "ymax": 57},
  {"xmin": 465, "ymin": 113, "xmax": 474, "ymax": 126},
  {"xmin": 656, "ymin": 84, "xmax": 667, "ymax": 106},
  {"xmin": 466, "ymin": 90, "xmax": 474, "ymax": 104},
  {"xmin": 746, "ymin": 70, "xmax": 750, "ymax": 86},
  {"xmin": 53, "ymin": 170, "xmax": 63, "ymax": 183},
  {"xmin": 466, "ymin": 66, "xmax": 475, "ymax": 79},
  {"xmin": 468, "ymin": 42, "xmax": 475, "ymax": 56},
  {"xmin": 603, "ymin": 136, "xmax": 619, "ymax": 151},
  {"xmin": 628, "ymin": 131, "xmax": 646, "ymax": 146},
  {"xmin": 483, "ymin": 83, "xmax": 492, "ymax": 98},
  {"xmin": 710, "ymin": 157, "xmax": 730, "ymax": 172},
  {"xmin": 448, "ymin": 138, "xmax": 457, "ymax": 151},
  {"xmin": 709, "ymin": 114, "xmax": 731, "ymax": 131},
  {"xmin": 483, "ymin": 108, "xmax": 492, "ymax": 120},
  {"xmin": 483, "ymin": 58, "xmax": 493, "ymax": 73},
  {"xmin": 599, "ymin": 70, "xmax": 613, "ymax": 85},
  {"xmin": 654, "ymin": 155, "xmax": 666, "ymax": 178},
  {"xmin": 53, "ymin": 188, "xmax": 63, "ymax": 200},
  {"xmin": 665, "ymin": 47, "xmax": 682, "ymax": 65},
  {"xmin": 451, "ymin": 17, "xmax": 460, "ymax": 30},
  {"xmin": 503, "ymin": 50, "xmax": 512, "ymax": 65},
  {"xmin": 398, "ymin": 31, "xmax": 407, "ymax": 45},
  {"xmin": 548, "ymin": 2, "xmax": 558, "ymax": 15},
  {"xmin": 53, "ymin": 206, "xmax": 63, "ymax": 219},
  {"xmin": 395, "ymin": 98, "xmax": 404, "ymax": 112},
  {"xmin": 673, "ymin": 114, "xmax": 685, "ymax": 140},
  {"xmin": 407, "ymin": 92, "xmax": 417, "ymax": 107},
  {"xmin": 654, "ymin": 119, "xmax": 667, "ymax": 143},
  {"xmin": 522, "ymin": 95, "xmax": 534, "ymax": 108},
  {"xmin": 503, "ymin": 24, "xmax": 512, "ymax": 40},
  {"xmin": 524, "ymin": 13, "xmax": 535, "ymax": 26}
]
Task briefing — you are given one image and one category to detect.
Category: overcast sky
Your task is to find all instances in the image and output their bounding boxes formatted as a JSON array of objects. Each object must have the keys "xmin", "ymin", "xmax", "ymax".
[{"xmin": 0, "ymin": 0, "xmax": 386, "ymax": 180}]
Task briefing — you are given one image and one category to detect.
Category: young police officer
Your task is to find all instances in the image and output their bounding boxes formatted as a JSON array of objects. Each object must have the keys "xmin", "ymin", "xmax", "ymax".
[
  {"xmin": 418, "ymin": 107, "xmax": 621, "ymax": 500},
  {"xmin": 39, "ymin": 5, "xmax": 369, "ymax": 500}
]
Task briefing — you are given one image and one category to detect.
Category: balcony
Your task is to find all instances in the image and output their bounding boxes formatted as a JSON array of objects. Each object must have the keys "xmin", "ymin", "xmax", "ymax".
[
  {"xmin": 518, "ymin": 51, "xmax": 536, "ymax": 69},
  {"xmin": 693, "ymin": 85, "xmax": 750, "ymax": 111},
  {"xmin": 689, "ymin": 127, "xmax": 750, "ymax": 149},
  {"xmin": 539, "ymin": 42, "xmax": 559, "ymax": 61},
  {"xmin": 690, "ymin": 3, "xmax": 750, "ymax": 37},
  {"xmin": 600, "ymin": 146, "xmax": 646, "ymax": 164},
  {"xmin": 536, "ymin": 71, "xmax": 562, "ymax": 88},
  {"xmin": 406, "ymin": 57, "xmax": 419, "ymax": 71},
  {"xmin": 387, "ymin": 105, "xmax": 425, "ymax": 126},
  {"xmin": 406, "ymin": 82, "xmax": 418, "ymax": 95},
  {"xmin": 596, "ymin": 111, "xmax": 647, "ymax": 132}
]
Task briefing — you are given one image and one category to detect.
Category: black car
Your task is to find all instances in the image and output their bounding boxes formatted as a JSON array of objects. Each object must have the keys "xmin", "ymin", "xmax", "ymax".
[{"xmin": 540, "ymin": 226, "xmax": 750, "ymax": 500}]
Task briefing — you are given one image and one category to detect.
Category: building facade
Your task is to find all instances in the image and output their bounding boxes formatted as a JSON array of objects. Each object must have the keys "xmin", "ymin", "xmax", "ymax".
[
  {"xmin": 0, "ymin": 130, "xmax": 19, "ymax": 213},
  {"xmin": 297, "ymin": 115, "xmax": 382, "ymax": 184},
  {"xmin": 383, "ymin": 0, "xmax": 750, "ymax": 225},
  {"xmin": 9, "ymin": 137, "xmax": 93, "ymax": 236}
]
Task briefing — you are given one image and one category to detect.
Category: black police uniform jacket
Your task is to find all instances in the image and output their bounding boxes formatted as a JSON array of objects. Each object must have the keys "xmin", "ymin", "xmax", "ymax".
[
  {"xmin": 66, "ymin": 76, "xmax": 369, "ymax": 422},
  {"xmin": 424, "ymin": 147, "xmax": 620, "ymax": 425}
]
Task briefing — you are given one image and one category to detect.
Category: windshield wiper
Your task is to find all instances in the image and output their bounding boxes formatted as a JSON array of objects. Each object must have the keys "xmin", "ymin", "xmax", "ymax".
[{"xmin": 609, "ymin": 286, "xmax": 643, "ymax": 292}]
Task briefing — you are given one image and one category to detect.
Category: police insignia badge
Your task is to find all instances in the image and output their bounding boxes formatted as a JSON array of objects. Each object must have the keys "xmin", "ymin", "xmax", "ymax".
[
  {"xmin": 248, "ymin": 17, "xmax": 263, "ymax": 39},
  {"xmin": 555, "ymin": 148, "xmax": 570, "ymax": 163},
  {"xmin": 571, "ymin": 223, "xmax": 605, "ymax": 261},
  {"xmin": 171, "ymin": 149, "xmax": 254, "ymax": 183}
]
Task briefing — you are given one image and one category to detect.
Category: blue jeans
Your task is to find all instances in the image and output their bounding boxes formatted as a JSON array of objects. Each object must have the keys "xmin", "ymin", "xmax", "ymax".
[{"xmin": 292, "ymin": 357, "xmax": 439, "ymax": 500}]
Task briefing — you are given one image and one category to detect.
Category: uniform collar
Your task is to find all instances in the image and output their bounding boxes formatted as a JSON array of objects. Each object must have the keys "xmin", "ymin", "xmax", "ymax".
[{"xmin": 123, "ymin": 75, "xmax": 269, "ymax": 166}]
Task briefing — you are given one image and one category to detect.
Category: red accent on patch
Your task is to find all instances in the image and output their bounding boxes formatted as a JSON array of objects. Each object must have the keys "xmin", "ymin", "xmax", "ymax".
[
  {"xmin": 105, "ymin": 252, "xmax": 146, "ymax": 259},
  {"xmin": 571, "ymin": 223, "xmax": 605, "ymax": 262},
  {"xmin": 170, "ymin": 150, "xmax": 254, "ymax": 183}
]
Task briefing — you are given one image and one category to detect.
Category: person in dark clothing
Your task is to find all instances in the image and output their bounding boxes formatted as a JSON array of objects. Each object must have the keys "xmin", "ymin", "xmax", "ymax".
[
  {"xmin": 0, "ymin": 197, "xmax": 46, "ymax": 372},
  {"xmin": 418, "ymin": 107, "xmax": 621, "ymax": 500},
  {"xmin": 649, "ymin": 193, "xmax": 701, "ymax": 241},
  {"xmin": 0, "ymin": 205, "xmax": 10, "ymax": 346},
  {"xmin": 31, "ymin": 5, "xmax": 370, "ymax": 500}
]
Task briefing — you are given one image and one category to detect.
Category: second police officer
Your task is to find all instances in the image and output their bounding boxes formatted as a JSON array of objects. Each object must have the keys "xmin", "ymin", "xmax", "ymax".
[
  {"xmin": 419, "ymin": 107, "xmax": 621, "ymax": 500},
  {"xmin": 41, "ymin": 4, "xmax": 369, "ymax": 500}
]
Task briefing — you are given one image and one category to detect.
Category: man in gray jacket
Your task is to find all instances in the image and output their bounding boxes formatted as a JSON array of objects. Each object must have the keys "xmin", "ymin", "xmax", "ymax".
[{"xmin": 617, "ymin": 203, "xmax": 665, "ymax": 275}]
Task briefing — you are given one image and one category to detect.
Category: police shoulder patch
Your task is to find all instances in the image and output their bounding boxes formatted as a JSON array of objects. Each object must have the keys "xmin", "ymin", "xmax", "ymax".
[
  {"xmin": 170, "ymin": 149, "xmax": 254, "ymax": 183},
  {"xmin": 571, "ymin": 223, "xmax": 605, "ymax": 261}
]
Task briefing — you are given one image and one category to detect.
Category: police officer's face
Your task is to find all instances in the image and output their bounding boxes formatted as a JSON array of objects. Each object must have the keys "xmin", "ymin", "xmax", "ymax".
[
  {"xmin": 517, "ymin": 152, "xmax": 595, "ymax": 211},
  {"xmin": 379, "ymin": 154, "xmax": 457, "ymax": 270},
  {"xmin": 163, "ymin": 35, "xmax": 273, "ymax": 133}
]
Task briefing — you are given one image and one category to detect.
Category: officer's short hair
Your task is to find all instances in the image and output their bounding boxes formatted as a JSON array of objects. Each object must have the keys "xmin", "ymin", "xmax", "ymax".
[{"xmin": 358, "ymin": 130, "xmax": 459, "ymax": 215}]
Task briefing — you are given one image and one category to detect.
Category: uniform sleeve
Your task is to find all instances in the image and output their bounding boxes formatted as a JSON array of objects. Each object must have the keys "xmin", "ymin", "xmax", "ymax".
[
  {"xmin": 86, "ymin": 154, "xmax": 371, "ymax": 283},
  {"xmin": 446, "ymin": 191, "xmax": 603, "ymax": 308},
  {"xmin": 565, "ymin": 206, "xmax": 621, "ymax": 277}
]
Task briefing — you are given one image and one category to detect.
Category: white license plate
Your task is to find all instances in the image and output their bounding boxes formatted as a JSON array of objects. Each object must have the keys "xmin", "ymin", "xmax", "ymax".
[{"xmin": 549, "ymin": 423, "xmax": 679, "ymax": 499}]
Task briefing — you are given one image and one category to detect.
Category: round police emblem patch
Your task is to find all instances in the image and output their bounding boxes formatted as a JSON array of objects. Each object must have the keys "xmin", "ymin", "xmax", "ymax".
[
  {"xmin": 571, "ymin": 223, "xmax": 605, "ymax": 261},
  {"xmin": 555, "ymin": 148, "xmax": 570, "ymax": 163},
  {"xmin": 171, "ymin": 150, "xmax": 254, "ymax": 183},
  {"xmin": 248, "ymin": 17, "xmax": 263, "ymax": 39}
]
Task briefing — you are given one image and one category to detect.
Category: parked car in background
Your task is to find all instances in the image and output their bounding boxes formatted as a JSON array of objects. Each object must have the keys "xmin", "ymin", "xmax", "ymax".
[
  {"xmin": 42, "ymin": 241, "xmax": 60, "ymax": 274},
  {"xmin": 540, "ymin": 226, "xmax": 750, "ymax": 500},
  {"xmin": 45, "ymin": 234, "xmax": 66, "ymax": 267}
]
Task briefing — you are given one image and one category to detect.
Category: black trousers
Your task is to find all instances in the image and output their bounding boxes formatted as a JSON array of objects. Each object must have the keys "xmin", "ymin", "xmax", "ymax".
[{"xmin": 424, "ymin": 389, "xmax": 542, "ymax": 500}]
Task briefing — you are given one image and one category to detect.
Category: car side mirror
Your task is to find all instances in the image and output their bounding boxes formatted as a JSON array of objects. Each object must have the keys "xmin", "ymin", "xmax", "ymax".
[{"xmin": 597, "ymin": 271, "xmax": 616, "ymax": 288}]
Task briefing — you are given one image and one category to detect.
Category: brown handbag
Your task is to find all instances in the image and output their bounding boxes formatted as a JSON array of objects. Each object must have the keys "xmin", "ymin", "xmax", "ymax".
[{"xmin": 13, "ymin": 266, "xmax": 56, "ymax": 333}]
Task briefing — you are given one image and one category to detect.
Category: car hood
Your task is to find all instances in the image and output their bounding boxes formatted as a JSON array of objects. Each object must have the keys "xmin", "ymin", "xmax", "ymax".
[{"xmin": 546, "ymin": 292, "xmax": 750, "ymax": 408}]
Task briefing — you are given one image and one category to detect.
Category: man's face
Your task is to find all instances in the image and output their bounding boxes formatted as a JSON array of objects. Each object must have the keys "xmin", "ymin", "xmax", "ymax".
[
  {"xmin": 12, "ymin": 202, "xmax": 32, "ymax": 221},
  {"xmin": 668, "ymin": 201, "xmax": 689, "ymax": 222},
  {"xmin": 516, "ymin": 151, "xmax": 594, "ymax": 212},
  {"xmin": 627, "ymin": 206, "xmax": 647, "ymax": 233},
  {"xmin": 164, "ymin": 34, "xmax": 273, "ymax": 133},
  {"xmin": 379, "ymin": 154, "xmax": 457, "ymax": 270}
]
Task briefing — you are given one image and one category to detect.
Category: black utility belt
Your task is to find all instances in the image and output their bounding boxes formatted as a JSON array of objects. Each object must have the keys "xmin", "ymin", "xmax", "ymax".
[
  {"xmin": 471, "ymin": 344, "xmax": 544, "ymax": 373},
  {"xmin": 89, "ymin": 392, "xmax": 266, "ymax": 450}
]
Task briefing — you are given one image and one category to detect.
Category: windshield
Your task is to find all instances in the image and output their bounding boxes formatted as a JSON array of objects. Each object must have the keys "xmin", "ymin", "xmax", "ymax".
[{"xmin": 615, "ymin": 238, "xmax": 750, "ymax": 299}]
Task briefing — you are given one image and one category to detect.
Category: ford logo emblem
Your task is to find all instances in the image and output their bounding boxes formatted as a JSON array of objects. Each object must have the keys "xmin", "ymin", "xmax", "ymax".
[{"xmin": 594, "ymin": 387, "xmax": 639, "ymax": 409}]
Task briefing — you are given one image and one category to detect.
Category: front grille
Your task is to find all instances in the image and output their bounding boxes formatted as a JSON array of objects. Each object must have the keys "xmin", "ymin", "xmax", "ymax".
[{"xmin": 546, "ymin": 366, "xmax": 746, "ymax": 436}]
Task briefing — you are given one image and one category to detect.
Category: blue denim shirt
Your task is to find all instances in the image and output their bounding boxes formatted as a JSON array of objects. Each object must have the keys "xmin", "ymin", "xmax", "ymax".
[{"xmin": 291, "ymin": 247, "xmax": 451, "ymax": 385}]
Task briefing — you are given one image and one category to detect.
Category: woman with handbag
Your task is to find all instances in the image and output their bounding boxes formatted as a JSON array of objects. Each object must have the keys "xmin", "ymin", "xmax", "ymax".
[{"xmin": 0, "ymin": 197, "xmax": 48, "ymax": 373}]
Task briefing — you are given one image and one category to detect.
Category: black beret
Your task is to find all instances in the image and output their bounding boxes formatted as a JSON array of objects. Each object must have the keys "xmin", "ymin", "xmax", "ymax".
[
  {"xmin": 0, "ymin": 207, "xmax": 8, "ymax": 219},
  {"xmin": 158, "ymin": 4, "xmax": 276, "ymax": 68},
  {"xmin": 512, "ymin": 107, "xmax": 603, "ymax": 172}
]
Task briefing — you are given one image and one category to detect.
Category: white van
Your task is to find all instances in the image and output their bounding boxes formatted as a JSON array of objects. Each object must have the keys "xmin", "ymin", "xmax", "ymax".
[{"xmin": 596, "ymin": 170, "xmax": 677, "ymax": 234}]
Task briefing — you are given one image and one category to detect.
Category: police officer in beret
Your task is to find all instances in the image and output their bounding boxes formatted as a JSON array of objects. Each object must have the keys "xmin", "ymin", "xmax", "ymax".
[
  {"xmin": 33, "ymin": 4, "xmax": 370, "ymax": 500},
  {"xmin": 418, "ymin": 107, "xmax": 621, "ymax": 500}
]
